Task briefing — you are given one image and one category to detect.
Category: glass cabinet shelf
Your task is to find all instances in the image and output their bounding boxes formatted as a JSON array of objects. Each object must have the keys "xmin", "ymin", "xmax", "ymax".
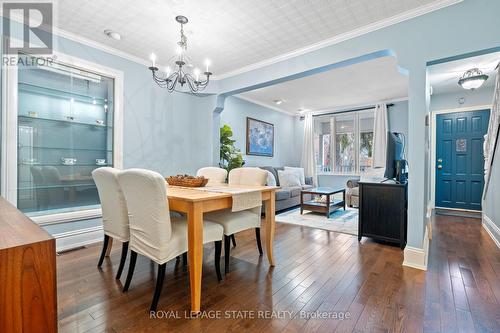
[
  {"xmin": 18, "ymin": 146, "xmax": 112, "ymax": 152},
  {"xmin": 16, "ymin": 56, "xmax": 115, "ymax": 214},
  {"xmin": 19, "ymin": 82, "xmax": 109, "ymax": 105},
  {"xmin": 19, "ymin": 115, "xmax": 112, "ymax": 128},
  {"xmin": 19, "ymin": 183, "xmax": 96, "ymax": 190},
  {"xmin": 19, "ymin": 163, "xmax": 108, "ymax": 166}
]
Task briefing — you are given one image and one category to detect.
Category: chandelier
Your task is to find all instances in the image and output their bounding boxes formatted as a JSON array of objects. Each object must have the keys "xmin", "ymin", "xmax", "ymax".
[
  {"xmin": 458, "ymin": 68, "xmax": 489, "ymax": 90},
  {"xmin": 148, "ymin": 15, "xmax": 212, "ymax": 93}
]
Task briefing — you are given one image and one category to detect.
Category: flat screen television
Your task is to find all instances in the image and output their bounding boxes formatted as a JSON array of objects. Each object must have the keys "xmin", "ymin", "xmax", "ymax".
[{"xmin": 384, "ymin": 132, "xmax": 405, "ymax": 179}]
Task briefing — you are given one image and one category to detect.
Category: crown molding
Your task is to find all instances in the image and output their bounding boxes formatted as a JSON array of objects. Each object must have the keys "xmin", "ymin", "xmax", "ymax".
[
  {"xmin": 2, "ymin": 0, "xmax": 461, "ymax": 81},
  {"xmin": 1, "ymin": 11, "xmax": 152, "ymax": 68},
  {"xmin": 54, "ymin": 28, "xmax": 152, "ymax": 67},
  {"xmin": 311, "ymin": 97, "xmax": 409, "ymax": 116},
  {"xmin": 215, "ymin": 0, "xmax": 462, "ymax": 79},
  {"xmin": 234, "ymin": 95, "xmax": 295, "ymax": 116},
  {"xmin": 236, "ymin": 96, "xmax": 409, "ymax": 117}
]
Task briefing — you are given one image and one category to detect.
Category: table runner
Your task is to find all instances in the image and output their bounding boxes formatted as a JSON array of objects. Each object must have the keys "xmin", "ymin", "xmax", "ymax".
[{"xmin": 175, "ymin": 185, "xmax": 263, "ymax": 212}]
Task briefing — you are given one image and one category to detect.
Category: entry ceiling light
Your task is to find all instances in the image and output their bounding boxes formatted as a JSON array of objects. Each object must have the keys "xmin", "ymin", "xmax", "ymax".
[
  {"xmin": 458, "ymin": 68, "xmax": 489, "ymax": 90},
  {"xmin": 274, "ymin": 99, "xmax": 283, "ymax": 105},
  {"xmin": 148, "ymin": 15, "xmax": 212, "ymax": 93}
]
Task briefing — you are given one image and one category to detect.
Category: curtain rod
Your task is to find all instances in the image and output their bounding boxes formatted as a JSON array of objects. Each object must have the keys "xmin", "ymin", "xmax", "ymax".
[{"xmin": 313, "ymin": 103, "xmax": 394, "ymax": 118}]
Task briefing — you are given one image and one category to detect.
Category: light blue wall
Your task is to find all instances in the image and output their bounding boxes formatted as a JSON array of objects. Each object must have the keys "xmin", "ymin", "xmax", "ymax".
[
  {"xmin": 388, "ymin": 100, "xmax": 409, "ymax": 142},
  {"xmin": 430, "ymin": 87, "xmax": 494, "ymax": 111},
  {"xmin": 3, "ymin": 0, "xmax": 500, "ymax": 248},
  {"xmin": 214, "ymin": 0, "xmax": 500, "ymax": 249},
  {"xmin": 2, "ymin": 18, "xmax": 217, "ymax": 177},
  {"xmin": 219, "ymin": 96, "xmax": 299, "ymax": 167},
  {"xmin": 2, "ymin": 18, "xmax": 217, "ymax": 234}
]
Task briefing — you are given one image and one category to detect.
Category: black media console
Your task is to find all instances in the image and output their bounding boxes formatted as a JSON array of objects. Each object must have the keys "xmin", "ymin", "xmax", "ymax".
[{"xmin": 358, "ymin": 181, "xmax": 408, "ymax": 249}]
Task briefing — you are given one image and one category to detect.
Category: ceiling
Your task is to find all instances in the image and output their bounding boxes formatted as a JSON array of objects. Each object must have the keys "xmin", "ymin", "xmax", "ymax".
[
  {"xmin": 51, "ymin": 0, "xmax": 453, "ymax": 77},
  {"xmin": 237, "ymin": 56, "xmax": 409, "ymax": 114},
  {"xmin": 428, "ymin": 52, "xmax": 500, "ymax": 95}
]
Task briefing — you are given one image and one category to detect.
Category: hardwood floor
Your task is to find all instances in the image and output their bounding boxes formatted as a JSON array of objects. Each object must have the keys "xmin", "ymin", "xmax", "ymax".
[{"xmin": 56, "ymin": 214, "xmax": 500, "ymax": 332}]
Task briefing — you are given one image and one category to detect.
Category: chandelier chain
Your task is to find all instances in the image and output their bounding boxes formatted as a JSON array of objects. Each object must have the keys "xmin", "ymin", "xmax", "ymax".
[{"xmin": 148, "ymin": 15, "xmax": 211, "ymax": 93}]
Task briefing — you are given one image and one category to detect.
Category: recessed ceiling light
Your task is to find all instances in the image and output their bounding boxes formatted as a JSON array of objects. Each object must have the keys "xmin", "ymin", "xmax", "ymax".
[
  {"xmin": 274, "ymin": 99, "xmax": 283, "ymax": 105},
  {"xmin": 104, "ymin": 29, "xmax": 122, "ymax": 41}
]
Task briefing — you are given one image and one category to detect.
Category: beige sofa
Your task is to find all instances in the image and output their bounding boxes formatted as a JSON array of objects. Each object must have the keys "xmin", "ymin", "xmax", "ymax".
[{"xmin": 346, "ymin": 179, "xmax": 359, "ymax": 207}]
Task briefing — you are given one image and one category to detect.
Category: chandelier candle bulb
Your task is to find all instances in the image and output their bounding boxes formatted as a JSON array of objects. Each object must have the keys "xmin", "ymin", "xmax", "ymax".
[
  {"xmin": 150, "ymin": 53, "xmax": 156, "ymax": 68},
  {"xmin": 148, "ymin": 15, "xmax": 212, "ymax": 93}
]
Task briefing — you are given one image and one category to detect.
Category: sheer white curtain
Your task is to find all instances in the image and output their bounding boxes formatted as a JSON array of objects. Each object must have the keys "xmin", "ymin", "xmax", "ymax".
[
  {"xmin": 301, "ymin": 113, "xmax": 317, "ymax": 185},
  {"xmin": 372, "ymin": 103, "xmax": 388, "ymax": 168},
  {"xmin": 483, "ymin": 65, "xmax": 500, "ymax": 195},
  {"xmin": 330, "ymin": 117, "xmax": 336, "ymax": 173}
]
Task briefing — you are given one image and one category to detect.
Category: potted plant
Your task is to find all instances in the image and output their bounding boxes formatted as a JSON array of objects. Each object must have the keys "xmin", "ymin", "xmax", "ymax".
[{"xmin": 219, "ymin": 124, "xmax": 245, "ymax": 172}]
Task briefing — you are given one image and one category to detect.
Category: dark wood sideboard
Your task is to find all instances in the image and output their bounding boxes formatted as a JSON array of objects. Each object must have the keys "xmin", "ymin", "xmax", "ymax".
[
  {"xmin": 0, "ymin": 198, "xmax": 57, "ymax": 333},
  {"xmin": 358, "ymin": 181, "xmax": 408, "ymax": 249}
]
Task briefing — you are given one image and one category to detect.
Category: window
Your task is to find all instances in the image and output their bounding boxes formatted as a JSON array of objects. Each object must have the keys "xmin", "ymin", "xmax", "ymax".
[
  {"xmin": 314, "ymin": 110, "xmax": 374, "ymax": 174},
  {"xmin": 359, "ymin": 112, "xmax": 374, "ymax": 172}
]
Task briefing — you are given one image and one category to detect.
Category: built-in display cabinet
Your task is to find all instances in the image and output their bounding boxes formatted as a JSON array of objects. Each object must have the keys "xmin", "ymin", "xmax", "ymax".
[{"xmin": 2, "ymin": 52, "xmax": 123, "ymax": 223}]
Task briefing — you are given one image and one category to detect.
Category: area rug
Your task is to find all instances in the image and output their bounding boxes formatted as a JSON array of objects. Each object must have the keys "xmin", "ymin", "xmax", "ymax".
[{"xmin": 276, "ymin": 207, "xmax": 358, "ymax": 236}]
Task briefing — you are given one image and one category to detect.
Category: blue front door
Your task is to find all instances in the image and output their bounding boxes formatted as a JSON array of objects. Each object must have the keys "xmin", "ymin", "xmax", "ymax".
[{"xmin": 435, "ymin": 109, "xmax": 490, "ymax": 210}]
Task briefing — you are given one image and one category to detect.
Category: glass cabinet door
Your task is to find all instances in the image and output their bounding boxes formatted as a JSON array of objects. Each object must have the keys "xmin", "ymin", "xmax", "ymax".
[{"xmin": 17, "ymin": 56, "xmax": 114, "ymax": 215}]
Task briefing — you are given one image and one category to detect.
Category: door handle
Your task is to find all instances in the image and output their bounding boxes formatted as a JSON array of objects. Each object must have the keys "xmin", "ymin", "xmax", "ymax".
[
  {"xmin": 437, "ymin": 158, "xmax": 442, "ymax": 163},
  {"xmin": 437, "ymin": 165, "xmax": 442, "ymax": 169}
]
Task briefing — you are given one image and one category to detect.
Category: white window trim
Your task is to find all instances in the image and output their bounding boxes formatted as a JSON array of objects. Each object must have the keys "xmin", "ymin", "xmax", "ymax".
[
  {"xmin": 1, "ymin": 50, "xmax": 124, "ymax": 225},
  {"xmin": 316, "ymin": 110, "xmax": 374, "ymax": 175}
]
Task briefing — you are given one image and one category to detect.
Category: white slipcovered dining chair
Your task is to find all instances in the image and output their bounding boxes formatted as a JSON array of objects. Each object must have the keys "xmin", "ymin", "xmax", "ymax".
[
  {"xmin": 206, "ymin": 167, "xmax": 268, "ymax": 274},
  {"xmin": 196, "ymin": 167, "xmax": 228, "ymax": 185},
  {"xmin": 118, "ymin": 168, "xmax": 224, "ymax": 312},
  {"xmin": 196, "ymin": 167, "xmax": 237, "ymax": 247},
  {"xmin": 92, "ymin": 167, "xmax": 130, "ymax": 280}
]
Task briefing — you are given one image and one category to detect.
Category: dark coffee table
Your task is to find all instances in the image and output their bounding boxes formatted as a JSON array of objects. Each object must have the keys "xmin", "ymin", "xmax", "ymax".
[{"xmin": 300, "ymin": 187, "xmax": 346, "ymax": 218}]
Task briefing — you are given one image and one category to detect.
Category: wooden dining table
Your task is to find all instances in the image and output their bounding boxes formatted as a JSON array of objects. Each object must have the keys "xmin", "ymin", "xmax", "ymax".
[{"xmin": 166, "ymin": 185, "xmax": 277, "ymax": 313}]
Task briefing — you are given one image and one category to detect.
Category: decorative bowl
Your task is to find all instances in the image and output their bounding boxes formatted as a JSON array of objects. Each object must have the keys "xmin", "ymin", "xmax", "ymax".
[{"xmin": 166, "ymin": 174, "xmax": 208, "ymax": 187}]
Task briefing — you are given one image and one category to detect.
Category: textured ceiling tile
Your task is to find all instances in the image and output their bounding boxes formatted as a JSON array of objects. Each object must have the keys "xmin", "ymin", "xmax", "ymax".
[{"xmin": 54, "ymin": 0, "xmax": 440, "ymax": 75}]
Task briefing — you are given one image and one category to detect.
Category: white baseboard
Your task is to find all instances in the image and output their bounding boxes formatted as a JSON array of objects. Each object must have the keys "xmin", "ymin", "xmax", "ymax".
[
  {"xmin": 53, "ymin": 226, "xmax": 103, "ymax": 252},
  {"xmin": 482, "ymin": 214, "xmax": 500, "ymax": 249},
  {"xmin": 426, "ymin": 201, "xmax": 433, "ymax": 219},
  {"xmin": 403, "ymin": 226, "xmax": 429, "ymax": 271}
]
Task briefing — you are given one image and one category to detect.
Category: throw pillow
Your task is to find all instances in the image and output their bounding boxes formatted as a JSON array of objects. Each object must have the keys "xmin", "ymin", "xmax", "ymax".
[
  {"xmin": 265, "ymin": 170, "xmax": 276, "ymax": 186},
  {"xmin": 278, "ymin": 170, "xmax": 301, "ymax": 188},
  {"xmin": 284, "ymin": 166, "xmax": 305, "ymax": 185}
]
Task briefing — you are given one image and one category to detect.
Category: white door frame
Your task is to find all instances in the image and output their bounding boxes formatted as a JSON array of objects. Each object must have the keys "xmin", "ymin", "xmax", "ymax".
[
  {"xmin": 430, "ymin": 105, "xmax": 491, "ymax": 212},
  {"xmin": 1, "ymin": 50, "xmax": 124, "ymax": 225}
]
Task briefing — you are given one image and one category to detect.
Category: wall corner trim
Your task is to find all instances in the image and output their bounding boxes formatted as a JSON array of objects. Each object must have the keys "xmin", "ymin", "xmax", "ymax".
[
  {"xmin": 53, "ymin": 226, "xmax": 103, "ymax": 252},
  {"xmin": 482, "ymin": 213, "xmax": 500, "ymax": 249},
  {"xmin": 403, "ymin": 226, "xmax": 429, "ymax": 270}
]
